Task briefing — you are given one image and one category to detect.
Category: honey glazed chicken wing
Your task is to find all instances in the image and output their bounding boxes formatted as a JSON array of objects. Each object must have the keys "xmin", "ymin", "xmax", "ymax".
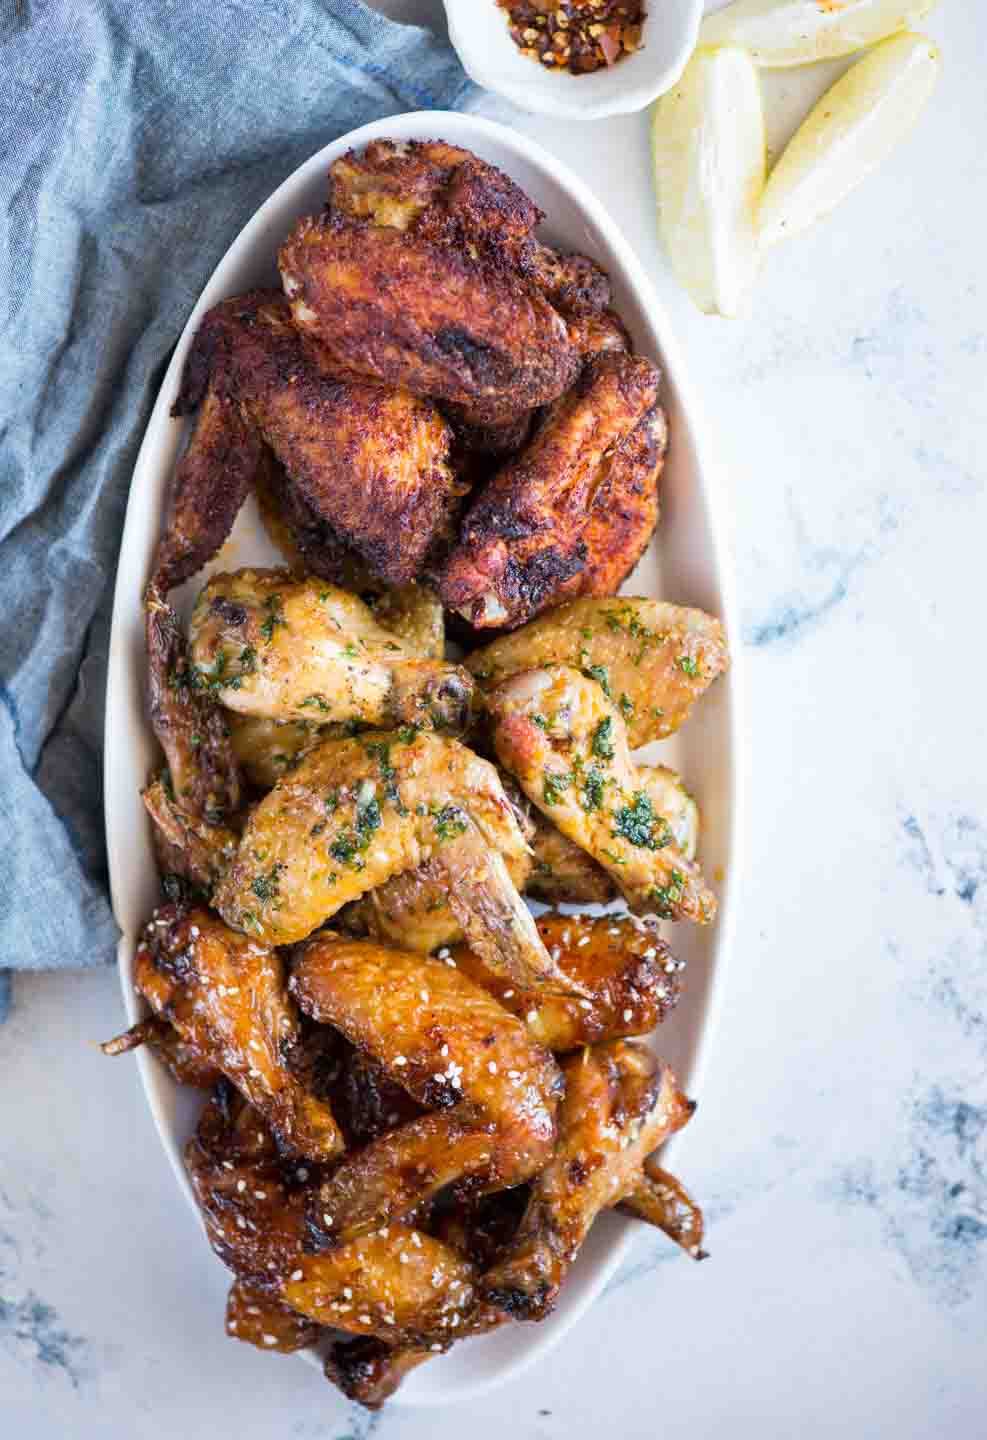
[
  {"xmin": 214, "ymin": 730, "xmax": 573, "ymax": 993},
  {"xmin": 188, "ymin": 569, "xmax": 473, "ymax": 732},
  {"xmin": 225, "ymin": 1280, "xmax": 321, "ymax": 1355},
  {"xmin": 487, "ymin": 665, "xmax": 716, "ymax": 923},
  {"xmin": 619, "ymin": 1156, "xmax": 708, "ymax": 1260},
  {"xmin": 177, "ymin": 290, "xmax": 465, "ymax": 586},
  {"xmin": 469, "ymin": 596, "xmax": 730, "ymax": 747},
  {"xmin": 290, "ymin": 937, "xmax": 564, "ymax": 1248},
  {"xmin": 482, "ymin": 1042, "xmax": 695, "ymax": 1319},
  {"xmin": 186, "ymin": 1089, "xmax": 479, "ymax": 1346},
  {"xmin": 134, "ymin": 902, "xmax": 343, "ymax": 1160},
  {"xmin": 440, "ymin": 353, "xmax": 664, "ymax": 629},
  {"xmin": 101, "ymin": 1014, "xmax": 221, "ymax": 1091}
]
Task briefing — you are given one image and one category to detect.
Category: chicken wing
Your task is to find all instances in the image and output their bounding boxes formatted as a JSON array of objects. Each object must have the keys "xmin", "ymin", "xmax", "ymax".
[
  {"xmin": 213, "ymin": 730, "xmax": 571, "ymax": 992},
  {"xmin": 141, "ymin": 775, "xmax": 239, "ymax": 893},
  {"xmin": 325, "ymin": 1307, "xmax": 507, "ymax": 1409},
  {"xmin": 451, "ymin": 911, "xmax": 683, "ymax": 1052},
  {"xmin": 188, "ymin": 569, "xmax": 472, "ymax": 732},
  {"xmin": 526, "ymin": 763, "xmax": 699, "ymax": 905},
  {"xmin": 468, "ymin": 596, "xmax": 730, "ymax": 746},
  {"xmin": 253, "ymin": 449, "xmax": 373, "ymax": 587},
  {"xmin": 487, "ymin": 666, "xmax": 716, "ymax": 922},
  {"xmin": 290, "ymin": 936, "xmax": 563, "ymax": 1248},
  {"xmin": 440, "ymin": 354, "xmax": 664, "ymax": 629},
  {"xmin": 619, "ymin": 1157, "xmax": 708, "ymax": 1260},
  {"xmin": 186, "ymin": 1088, "xmax": 478, "ymax": 1345},
  {"xmin": 100, "ymin": 1014, "xmax": 221, "ymax": 1090},
  {"xmin": 482, "ymin": 1042, "xmax": 694, "ymax": 1319},
  {"xmin": 133, "ymin": 902, "xmax": 343, "ymax": 1160},
  {"xmin": 225, "ymin": 1280, "xmax": 321, "ymax": 1355},
  {"xmin": 177, "ymin": 290, "xmax": 464, "ymax": 586}
]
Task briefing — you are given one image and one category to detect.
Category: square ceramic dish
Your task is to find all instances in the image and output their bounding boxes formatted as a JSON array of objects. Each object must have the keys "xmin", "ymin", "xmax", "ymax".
[
  {"xmin": 104, "ymin": 110, "xmax": 741, "ymax": 1407},
  {"xmin": 443, "ymin": 0, "xmax": 703, "ymax": 118}
]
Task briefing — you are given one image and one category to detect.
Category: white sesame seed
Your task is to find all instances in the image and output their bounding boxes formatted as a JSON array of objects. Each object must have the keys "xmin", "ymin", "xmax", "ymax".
[
  {"xmin": 190, "ymin": 926, "xmax": 200, "ymax": 938},
  {"xmin": 290, "ymin": 1269, "xmax": 303, "ymax": 1282},
  {"xmin": 228, "ymin": 1320, "xmax": 238, "ymax": 1332},
  {"xmin": 222, "ymin": 1161, "xmax": 234, "ymax": 1171},
  {"xmin": 296, "ymin": 1167, "xmax": 309, "ymax": 1181},
  {"xmin": 394, "ymin": 1055, "xmax": 407, "ymax": 1066},
  {"xmin": 254, "ymin": 1190, "xmax": 267, "ymax": 1200},
  {"xmin": 441, "ymin": 1044, "xmax": 449, "ymax": 1056},
  {"xmin": 578, "ymin": 999, "xmax": 592, "ymax": 1011},
  {"xmin": 411, "ymin": 1232, "xmax": 422, "ymax": 1248},
  {"xmin": 420, "ymin": 990, "xmax": 430, "ymax": 1003},
  {"xmin": 217, "ymin": 984, "xmax": 227, "ymax": 997},
  {"xmin": 323, "ymin": 1213, "xmax": 334, "ymax": 1227},
  {"xmin": 358, "ymin": 1315, "xmax": 371, "ymax": 1325},
  {"xmin": 608, "ymin": 926, "xmax": 620, "ymax": 936},
  {"xmin": 431, "ymin": 1343, "xmax": 443, "ymax": 1352},
  {"xmin": 451, "ymin": 1314, "xmax": 460, "ymax": 1327},
  {"xmin": 236, "ymin": 1216, "xmax": 247, "ymax": 1229},
  {"xmin": 236, "ymin": 1179, "xmax": 246, "ymax": 1192},
  {"xmin": 527, "ymin": 1009, "xmax": 538, "ymax": 1023},
  {"xmin": 343, "ymin": 1287, "xmax": 353, "ymax": 1299},
  {"xmin": 643, "ymin": 946, "xmax": 657, "ymax": 959},
  {"xmin": 451, "ymin": 1075, "xmax": 461, "ymax": 1089},
  {"xmin": 437, "ymin": 947, "xmax": 451, "ymax": 960},
  {"xmin": 399, "ymin": 1252, "xmax": 409, "ymax": 1264},
  {"xmin": 488, "ymin": 1061, "xmax": 498, "ymax": 1074},
  {"xmin": 562, "ymin": 930, "xmax": 571, "ymax": 944},
  {"xmin": 507, "ymin": 1070, "xmax": 520, "ymax": 1079},
  {"xmin": 262, "ymin": 1334, "xmax": 278, "ymax": 1346},
  {"xmin": 503, "ymin": 989, "xmax": 514, "ymax": 999},
  {"xmin": 623, "ymin": 1009, "xmax": 633, "ymax": 1022},
  {"xmin": 247, "ymin": 1305, "xmax": 261, "ymax": 1316},
  {"xmin": 578, "ymin": 936, "xmax": 591, "ymax": 947},
  {"xmin": 378, "ymin": 1228, "xmax": 389, "ymax": 1239}
]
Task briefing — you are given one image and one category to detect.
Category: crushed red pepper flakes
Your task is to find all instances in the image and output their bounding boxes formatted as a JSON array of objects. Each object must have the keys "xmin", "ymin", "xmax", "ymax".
[{"xmin": 497, "ymin": 1, "xmax": 646, "ymax": 75}]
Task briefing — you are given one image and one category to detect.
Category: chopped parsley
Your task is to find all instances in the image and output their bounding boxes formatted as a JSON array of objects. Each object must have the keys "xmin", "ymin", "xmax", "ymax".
[
  {"xmin": 250, "ymin": 863, "xmax": 284, "ymax": 905},
  {"xmin": 580, "ymin": 767, "xmax": 606, "ymax": 812},
  {"xmin": 299, "ymin": 694, "xmax": 331, "ymax": 713},
  {"xmin": 613, "ymin": 791, "xmax": 673, "ymax": 850},
  {"xmin": 397, "ymin": 724, "xmax": 420, "ymax": 745},
  {"xmin": 543, "ymin": 770, "xmax": 572, "ymax": 806},
  {"xmin": 676, "ymin": 654, "xmax": 700, "ymax": 678},
  {"xmin": 591, "ymin": 715, "xmax": 615, "ymax": 761},
  {"xmin": 583, "ymin": 663, "xmax": 612, "ymax": 698},
  {"xmin": 239, "ymin": 645, "xmax": 257, "ymax": 675},
  {"xmin": 259, "ymin": 594, "xmax": 285, "ymax": 643},
  {"xmin": 650, "ymin": 871, "xmax": 685, "ymax": 917},
  {"xmin": 431, "ymin": 805, "xmax": 468, "ymax": 843},
  {"xmin": 618, "ymin": 693, "xmax": 635, "ymax": 721}
]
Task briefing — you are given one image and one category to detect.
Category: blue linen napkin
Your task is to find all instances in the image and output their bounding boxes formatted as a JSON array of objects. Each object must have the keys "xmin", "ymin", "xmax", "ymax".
[{"xmin": 0, "ymin": 0, "xmax": 475, "ymax": 1018}]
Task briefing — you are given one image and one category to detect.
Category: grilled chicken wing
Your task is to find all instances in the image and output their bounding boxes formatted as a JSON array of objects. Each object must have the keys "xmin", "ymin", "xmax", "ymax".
[
  {"xmin": 526, "ymin": 764, "xmax": 699, "ymax": 905},
  {"xmin": 468, "ymin": 596, "xmax": 729, "ymax": 747},
  {"xmin": 214, "ymin": 730, "xmax": 571, "ymax": 991},
  {"xmin": 101, "ymin": 1014, "xmax": 222, "ymax": 1090},
  {"xmin": 225, "ymin": 1280, "xmax": 321, "ymax": 1355},
  {"xmin": 291, "ymin": 936, "xmax": 563, "ymax": 1249},
  {"xmin": 482, "ymin": 1042, "xmax": 694, "ymax": 1319},
  {"xmin": 440, "ymin": 354, "xmax": 664, "ymax": 629},
  {"xmin": 451, "ymin": 911, "xmax": 683, "ymax": 1053},
  {"xmin": 188, "ymin": 569, "xmax": 472, "ymax": 732},
  {"xmin": 187, "ymin": 1089, "xmax": 478, "ymax": 1345},
  {"xmin": 487, "ymin": 666, "xmax": 716, "ymax": 923},
  {"xmin": 133, "ymin": 902, "xmax": 343, "ymax": 1160},
  {"xmin": 177, "ymin": 291, "xmax": 464, "ymax": 586}
]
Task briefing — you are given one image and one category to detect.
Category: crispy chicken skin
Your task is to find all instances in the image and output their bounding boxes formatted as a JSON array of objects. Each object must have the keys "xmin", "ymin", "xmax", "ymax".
[
  {"xmin": 225, "ymin": 1280, "xmax": 321, "ymax": 1355},
  {"xmin": 482, "ymin": 1042, "xmax": 694, "ymax": 1319},
  {"xmin": 280, "ymin": 213, "xmax": 578, "ymax": 420},
  {"xmin": 253, "ymin": 450, "xmax": 374, "ymax": 588},
  {"xmin": 619, "ymin": 1157, "xmax": 708, "ymax": 1260},
  {"xmin": 440, "ymin": 354, "xmax": 664, "ymax": 629},
  {"xmin": 188, "ymin": 569, "xmax": 472, "ymax": 731},
  {"xmin": 134, "ymin": 902, "xmax": 343, "ymax": 1160},
  {"xmin": 213, "ymin": 730, "xmax": 570, "ymax": 992},
  {"xmin": 177, "ymin": 291, "xmax": 464, "ymax": 586},
  {"xmin": 145, "ymin": 586, "xmax": 242, "ymax": 824},
  {"xmin": 325, "ymin": 1307, "xmax": 508, "ymax": 1409},
  {"xmin": 526, "ymin": 763, "xmax": 699, "ymax": 904},
  {"xmin": 487, "ymin": 665, "xmax": 717, "ymax": 922},
  {"xmin": 187, "ymin": 1089, "xmax": 478, "ymax": 1345},
  {"xmin": 227, "ymin": 716, "xmax": 325, "ymax": 791},
  {"xmin": 469, "ymin": 596, "xmax": 730, "ymax": 747},
  {"xmin": 290, "ymin": 937, "xmax": 563, "ymax": 1248},
  {"xmin": 101, "ymin": 1014, "xmax": 222, "ymax": 1090},
  {"xmin": 451, "ymin": 911, "xmax": 683, "ymax": 1053},
  {"xmin": 155, "ymin": 380, "xmax": 264, "ymax": 592}
]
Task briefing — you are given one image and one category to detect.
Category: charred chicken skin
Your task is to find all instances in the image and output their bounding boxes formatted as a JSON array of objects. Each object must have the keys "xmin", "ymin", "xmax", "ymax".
[
  {"xmin": 440, "ymin": 353, "xmax": 665, "ymax": 629},
  {"xmin": 482, "ymin": 1041, "xmax": 694, "ymax": 1319}
]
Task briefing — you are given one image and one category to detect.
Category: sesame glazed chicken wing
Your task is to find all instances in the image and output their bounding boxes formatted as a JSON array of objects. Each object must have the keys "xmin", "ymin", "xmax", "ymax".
[
  {"xmin": 132, "ymin": 902, "xmax": 343, "ymax": 1161},
  {"xmin": 469, "ymin": 596, "xmax": 730, "ymax": 747},
  {"xmin": 440, "ymin": 353, "xmax": 665, "ymax": 629},
  {"xmin": 213, "ymin": 730, "xmax": 573, "ymax": 992},
  {"xmin": 482, "ymin": 1041, "xmax": 695, "ymax": 1320},
  {"xmin": 290, "ymin": 937, "xmax": 563, "ymax": 1248},
  {"xmin": 487, "ymin": 665, "xmax": 717, "ymax": 923},
  {"xmin": 188, "ymin": 569, "xmax": 472, "ymax": 732},
  {"xmin": 176, "ymin": 290, "xmax": 464, "ymax": 586}
]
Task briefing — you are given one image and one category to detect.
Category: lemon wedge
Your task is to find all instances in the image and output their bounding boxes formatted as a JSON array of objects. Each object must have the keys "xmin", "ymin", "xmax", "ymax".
[
  {"xmin": 758, "ymin": 32, "xmax": 940, "ymax": 248},
  {"xmin": 651, "ymin": 47, "xmax": 766, "ymax": 317},
  {"xmin": 700, "ymin": 0, "xmax": 939, "ymax": 68}
]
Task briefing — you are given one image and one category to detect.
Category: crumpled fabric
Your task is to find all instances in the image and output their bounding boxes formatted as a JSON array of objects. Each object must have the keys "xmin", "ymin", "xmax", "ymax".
[{"xmin": 0, "ymin": 0, "xmax": 475, "ymax": 1017}]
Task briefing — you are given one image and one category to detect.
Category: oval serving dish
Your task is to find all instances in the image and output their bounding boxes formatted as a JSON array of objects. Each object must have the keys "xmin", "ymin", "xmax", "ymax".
[{"xmin": 104, "ymin": 110, "xmax": 742, "ymax": 1407}]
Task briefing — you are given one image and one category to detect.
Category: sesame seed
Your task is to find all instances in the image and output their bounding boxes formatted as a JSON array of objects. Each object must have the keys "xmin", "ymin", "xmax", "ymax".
[
  {"xmin": 527, "ymin": 1009, "xmax": 538, "ymax": 1023},
  {"xmin": 323, "ymin": 1213, "xmax": 334, "ymax": 1227},
  {"xmin": 437, "ymin": 947, "xmax": 451, "ymax": 960},
  {"xmin": 254, "ymin": 1190, "xmax": 267, "ymax": 1200},
  {"xmin": 411, "ymin": 1232, "xmax": 422, "ymax": 1247},
  {"xmin": 488, "ymin": 1061, "xmax": 498, "ymax": 1074},
  {"xmin": 236, "ymin": 1179, "xmax": 246, "ymax": 1193},
  {"xmin": 358, "ymin": 1315, "xmax": 371, "ymax": 1325},
  {"xmin": 290, "ymin": 1269, "xmax": 303, "ymax": 1282},
  {"xmin": 378, "ymin": 1228, "xmax": 389, "ymax": 1239},
  {"xmin": 262, "ymin": 1334, "xmax": 278, "ymax": 1346},
  {"xmin": 623, "ymin": 1009, "xmax": 633, "ymax": 1022},
  {"xmin": 451, "ymin": 1314, "xmax": 460, "ymax": 1327},
  {"xmin": 451, "ymin": 1075, "xmax": 461, "ymax": 1089},
  {"xmin": 431, "ymin": 1343, "xmax": 443, "ymax": 1352},
  {"xmin": 608, "ymin": 926, "xmax": 620, "ymax": 936},
  {"xmin": 420, "ymin": 990, "xmax": 430, "ymax": 1003},
  {"xmin": 399, "ymin": 1252, "xmax": 409, "ymax": 1264},
  {"xmin": 228, "ymin": 1320, "xmax": 238, "ymax": 1332},
  {"xmin": 247, "ymin": 1305, "xmax": 261, "ymax": 1316},
  {"xmin": 579, "ymin": 999, "xmax": 592, "ymax": 1011},
  {"xmin": 222, "ymin": 1161, "xmax": 234, "ymax": 1170},
  {"xmin": 441, "ymin": 1044, "xmax": 449, "ymax": 1056},
  {"xmin": 507, "ymin": 1070, "xmax": 520, "ymax": 1079},
  {"xmin": 190, "ymin": 926, "xmax": 200, "ymax": 938},
  {"xmin": 578, "ymin": 936, "xmax": 591, "ymax": 947},
  {"xmin": 503, "ymin": 989, "xmax": 514, "ymax": 999},
  {"xmin": 394, "ymin": 1055, "xmax": 407, "ymax": 1066},
  {"xmin": 562, "ymin": 930, "xmax": 571, "ymax": 944},
  {"xmin": 343, "ymin": 1287, "xmax": 353, "ymax": 1299},
  {"xmin": 643, "ymin": 946, "xmax": 657, "ymax": 959},
  {"xmin": 236, "ymin": 1216, "xmax": 246, "ymax": 1229},
  {"xmin": 296, "ymin": 1167, "xmax": 309, "ymax": 1181}
]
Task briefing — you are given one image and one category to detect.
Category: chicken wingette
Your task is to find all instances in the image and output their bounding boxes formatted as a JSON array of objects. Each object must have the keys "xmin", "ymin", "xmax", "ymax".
[
  {"xmin": 188, "ymin": 569, "xmax": 471, "ymax": 731},
  {"xmin": 468, "ymin": 596, "xmax": 729, "ymax": 747},
  {"xmin": 487, "ymin": 665, "xmax": 717, "ymax": 923}
]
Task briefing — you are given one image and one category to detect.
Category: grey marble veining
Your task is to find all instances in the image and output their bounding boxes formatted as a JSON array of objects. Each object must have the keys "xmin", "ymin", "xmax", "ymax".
[{"xmin": 3, "ymin": 3, "xmax": 984, "ymax": 1437}]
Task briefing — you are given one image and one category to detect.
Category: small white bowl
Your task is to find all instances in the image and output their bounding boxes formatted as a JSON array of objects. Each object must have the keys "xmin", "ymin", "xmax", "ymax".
[{"xmin": 444, "ymin": 0, "xmax": 703, "ymax": 119}]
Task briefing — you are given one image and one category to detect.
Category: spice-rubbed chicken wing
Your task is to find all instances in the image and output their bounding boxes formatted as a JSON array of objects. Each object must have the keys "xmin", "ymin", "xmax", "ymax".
[
  {"xmin": 451, "ymin": 911, "xmax": 683, "ymax": 1053},
  {"xmin": 487, "ymin": 666, "xmax": 716, "ymax": 923},
  {"xmin": 187, "ymin": 1088, "xmax": 479, "ymax": 1345},
  {"xmin": 176, "ymin": 290, "xmax": 465, "ymax": 586},
  {"xmin": 440, "ymin": 353, "xmax": 665, "ymax": 629},
  {"xmin": 469, "ymin": 596, "xmax": 730, "ymax": 747},
  {"xmin": 132, "ymin": 902, "xmax": 344, "ymax": 1160},
  {"xmin": 290, "ymin": 937, "xmax": 563, "ymax": 1247},
  {"xmin": 482, "ymin": 1042, "xmax": 694, "ymax": 1319},
  {"xmin": 188, "ymin": 569, "xmax": 472, "ymax": 732},
  {"xmin": 214, "ymin": 730, "xmax": 572, "ymax": 992}
]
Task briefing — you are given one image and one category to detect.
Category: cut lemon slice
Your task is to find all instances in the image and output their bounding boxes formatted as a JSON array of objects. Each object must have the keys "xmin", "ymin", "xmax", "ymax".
[
  {"xmin": 651, "ymin": 47, "xmax": 766, "ymax": 317},
  {"xmin": 700, "ymin": 0, "xmax": 939, "ymax": 68},
  {"xmin": 758, "ymin": 32, "xmax": 940, "ymax": 247}
]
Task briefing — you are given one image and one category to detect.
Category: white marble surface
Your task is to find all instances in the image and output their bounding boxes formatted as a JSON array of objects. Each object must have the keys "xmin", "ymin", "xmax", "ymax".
[{"xmin": 3, "ymin": 3, "xmax": 984, "ymax": 1436}]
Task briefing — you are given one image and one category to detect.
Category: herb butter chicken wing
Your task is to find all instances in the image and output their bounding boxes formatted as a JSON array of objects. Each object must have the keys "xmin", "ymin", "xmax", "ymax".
[
  {"xmin": 290, "ymin": 937, "xmax": 563, "ymax": 1247},
  {"xmin": 189, "ymin": 569, "xmax": 472, "ymax": 732},
  {"xmin": 482, "ymin": 1042, "xmax": 695, "ymax": 1319},
  {"xmin": 441, "ymin": 353, "xmax": 665, "ymax": 629},
  {"xmin": 214, "ymin": 730, "xmax": 572, "ymax": 992},
  {"xmin": 176, "ymin": 290, "xmax": 464, "ymax": 586},
  {"xmin": 133, "ymin": 902, "xmax": 343, "ymax": 1160},
  {"xmin": 488, "ymin": 665, "xmax": 716, "ymax": 922},
  {"xmin": 469, "ymin": 596, "xmax": 729, "ymax": 746}
]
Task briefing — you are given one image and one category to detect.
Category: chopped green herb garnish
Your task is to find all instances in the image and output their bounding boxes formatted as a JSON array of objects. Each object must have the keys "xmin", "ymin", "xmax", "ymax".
[
  {"xmin": 583, "ymin": 663, "xmax": 612, "ymax": 698},
  {"xmin": 299, "ymin": 694, "xmax": 331, "ymax": 713},
  {"xmin": 591, "ymin": 715, "xmax": 615, "ymax": 761},
  {"xmin": 618, "ymin": 693, "xmax": 635, "ymax": 721},
  {"xmin": 250, "ymin": 863, "xmax": 284, "ymax": 904},
  {"xmin": 543, "ymin": 770, "xmax": 573, "ymax": 806},
  {"xmin": 580, "ymin": 767, "xmax": 606, "ymax": 812},
  {"xmin": 260, "ymin": 594, "xmax": 285, "ymax": 643},
  {"xmin": 676, "ymin": 655, "xmax": 700, "ymax": 678},
  {"xmin": 239, "ymin": 646, "xmax": 257, "ymax": 674},
  {"xmin": 650, "ymin": 871, "xmax": 685, "ymax": 916},
  {"xmin": 431, "ymin": 804, "xmax": 468, "ymax": 843},
  {"xmin": 613, "ymin": 791, "xmax": 672, "ymax": 850}
]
